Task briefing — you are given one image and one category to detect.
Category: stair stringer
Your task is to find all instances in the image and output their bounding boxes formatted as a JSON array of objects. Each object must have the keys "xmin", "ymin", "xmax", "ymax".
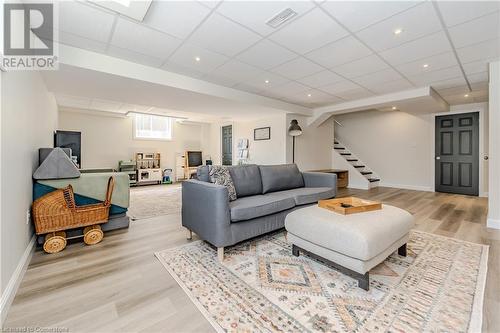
[{"xmin": 332, "ymin": 150, "xmax": 370, "ymax": 190}]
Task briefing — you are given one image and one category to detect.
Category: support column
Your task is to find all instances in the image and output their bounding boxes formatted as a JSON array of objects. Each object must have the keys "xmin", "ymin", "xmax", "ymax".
[{"xmin": 488, "ymin": 61, "xmax": 500, "ymax": 229}]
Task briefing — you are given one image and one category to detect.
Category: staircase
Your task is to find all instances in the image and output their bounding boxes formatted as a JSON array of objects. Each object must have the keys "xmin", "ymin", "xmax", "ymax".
[{"xmin": 334, "ymin": 138, "xmax": 380, "ymax": 188}]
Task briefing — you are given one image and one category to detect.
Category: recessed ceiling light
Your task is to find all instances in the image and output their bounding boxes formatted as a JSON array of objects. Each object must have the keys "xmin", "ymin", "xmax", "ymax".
[
  {"xmin": 391, "ymin": 106, "xmax": 397, "ymax": 110},
  {"xmin": 464, "ymin": 94, "xmax": 469, "ymax": 97},
  {"xmin": 423, "ymin": 64, "xmax": 429, "ymax": 68},
  {"xmin": 264, "ymin": 80, "xmax": 270, "ymax": 84},
  {"xmin": 307, "ymin": 93, "xmax": 312, "ymax": 97},
  {"xmin": 194, "ymin": 56, "xmax": 201, "ymax": 62},
  {"xmin": 393, "ymin": 28, "xmax": 403, "ymax": 35}
]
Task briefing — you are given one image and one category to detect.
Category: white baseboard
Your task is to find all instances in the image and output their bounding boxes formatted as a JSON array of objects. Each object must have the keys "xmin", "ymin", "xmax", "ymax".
[
  {"xmin": 487, "ymin": 217, "xmax": 500, "ymax": 230},
  {"xmin": 0, "ymin": 235, "xmax": 36, "ymax": 326},
  {"xmin": 378, "ymin": 182, "xmax": 434, "ymax": 192}
]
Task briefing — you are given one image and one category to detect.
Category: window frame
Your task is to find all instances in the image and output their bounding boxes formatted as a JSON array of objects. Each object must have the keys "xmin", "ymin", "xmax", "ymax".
[{"xmin": 132, "ymin": 114, "xmax": 173, "ymax": 141}]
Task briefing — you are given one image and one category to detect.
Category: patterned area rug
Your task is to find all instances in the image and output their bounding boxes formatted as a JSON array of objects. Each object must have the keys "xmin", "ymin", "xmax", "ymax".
[
  {"xmin": 128, "ymin": 184, "xmax": 181, "ymax": 220},
  {"xmin": 155, "ymin": 230, "xmax": 488, "ymax": 333}
]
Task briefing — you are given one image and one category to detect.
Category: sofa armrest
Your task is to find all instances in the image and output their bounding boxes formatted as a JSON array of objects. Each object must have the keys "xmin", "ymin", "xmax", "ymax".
[
  {"xmin": 302, "ymin": 172, "xmax": 337, "ymax": 190},
  {"xmin": 182, "ymin": 179, "xmax": 232, "ymax": 247}
]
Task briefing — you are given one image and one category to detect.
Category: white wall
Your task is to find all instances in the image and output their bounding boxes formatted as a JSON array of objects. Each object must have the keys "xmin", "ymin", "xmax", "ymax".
[
  {"xmin": 488, "ymin": 61, "xmax": 500, "ymax": 229},
  {"xmin": 1, "ymin": 71, "xmax": 58, "ymax": 322},
  {"xmin": 334, "ymin": 103, "xmax": 489, "ymax": 193},
  {"xmin": 58, "ymin": 110, "xmax": 208, "ymax": 173},
  {"xmin": 285, "ymin": 114, "xmax": 335, "ymax": 171}
]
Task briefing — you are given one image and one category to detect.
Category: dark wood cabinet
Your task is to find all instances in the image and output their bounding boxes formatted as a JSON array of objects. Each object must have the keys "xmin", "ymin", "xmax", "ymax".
[{"xmin": 309, "ymin": 169, "xmax": 348, "ymax": 188}]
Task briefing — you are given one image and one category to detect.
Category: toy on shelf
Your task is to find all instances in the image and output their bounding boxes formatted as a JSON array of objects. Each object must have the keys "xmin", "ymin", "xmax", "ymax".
[
  {"xmin": 32, "ymin": 177, "xmax": 114, "ymax": 253},
  {"xmin": 135, "ymin": 152, "xmax": 162, "ymax": 185}
]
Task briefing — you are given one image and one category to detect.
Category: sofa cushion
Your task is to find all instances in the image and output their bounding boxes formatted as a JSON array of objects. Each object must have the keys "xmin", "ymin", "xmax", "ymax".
[
  {"xmin": 229, "ymin": 165, "xmax": 262, "ymax": 197},
  {"xmin": 196, "ymin": 165, "xmax": 210, "ymax": 182},
  {"xmin": 209, "ymin": 166, "xmax": 237, "ymax": 201},
  {"xmin": 278, "ymin": 187, "xmax": 336, "ymax": 205},
  {"xmin": 259, "ymin": 164, "xmax": 304, "ymax": 194},
  {"xmin": 229, "ymin": 193, "xmax": 295, "ymax": 222}
]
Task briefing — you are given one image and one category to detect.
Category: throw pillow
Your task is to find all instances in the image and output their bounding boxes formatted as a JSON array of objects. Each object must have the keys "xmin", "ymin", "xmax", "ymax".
[{"xmin": 209, "ymin": 166, "xmax": 237, "ymax": 201}]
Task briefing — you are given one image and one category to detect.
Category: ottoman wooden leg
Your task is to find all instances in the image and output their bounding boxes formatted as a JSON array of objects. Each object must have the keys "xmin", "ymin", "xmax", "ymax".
[
  {"xmin": 398, "ymin": 244, "xmax": 407, "ymax": 257},
  {"xmin": 292, "ymin": 244, "xmax": 300, "ymax": 257}
]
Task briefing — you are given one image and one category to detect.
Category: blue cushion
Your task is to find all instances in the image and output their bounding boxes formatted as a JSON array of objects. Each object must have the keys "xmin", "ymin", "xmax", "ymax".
[
  {"xmin": 229, "ymin": 165, "xmax": 262, "ymax": 197},
  {"xmin": 259, "ymin": 164, "xmax": 304, "ymax": 194}
]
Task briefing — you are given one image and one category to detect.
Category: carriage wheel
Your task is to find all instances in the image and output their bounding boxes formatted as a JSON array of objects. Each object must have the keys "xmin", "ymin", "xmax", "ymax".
[
  {"xmin": 83, "ymin": 225, "xmax": 103, "ymax": 245},
  {"xmin": 43, "ymin": 231, "xmax": 67, "ymax": 254}
]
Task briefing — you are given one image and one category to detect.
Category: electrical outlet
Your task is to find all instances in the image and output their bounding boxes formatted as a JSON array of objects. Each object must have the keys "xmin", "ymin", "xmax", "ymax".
[{"xmin": 26, "ymin": 209, "xmax": 31, "ymax": 225}]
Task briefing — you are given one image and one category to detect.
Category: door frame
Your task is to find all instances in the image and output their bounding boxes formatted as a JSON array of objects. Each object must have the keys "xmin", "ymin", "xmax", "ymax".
[
  {"xmin": 220, "ymin": 124, "xmax": 233, "ymax": 165},
  {"xmin": 430, "ymin": 103, "xmax": 487, "ymax": 197}
]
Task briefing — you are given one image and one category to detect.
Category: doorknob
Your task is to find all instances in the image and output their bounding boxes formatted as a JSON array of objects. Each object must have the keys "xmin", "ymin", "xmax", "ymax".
[
  {"xmin": 436, "ymin": 156, "xmax": 441, "ymax": 160},
  {"xmin": 484, "ymin": 156, "xmax": 489, "ymax": 160}
]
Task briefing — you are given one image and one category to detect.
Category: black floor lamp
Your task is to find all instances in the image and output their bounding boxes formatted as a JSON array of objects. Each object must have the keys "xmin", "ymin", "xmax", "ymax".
[{"xmin": 288, "ymin": 119, "xmax": 303, "ymax": 164}]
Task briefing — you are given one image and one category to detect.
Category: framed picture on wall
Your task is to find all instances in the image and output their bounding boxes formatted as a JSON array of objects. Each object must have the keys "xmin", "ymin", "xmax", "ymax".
[{"xmin": 254, "ymin": 127, "xmax": 271, "ymax": 141}]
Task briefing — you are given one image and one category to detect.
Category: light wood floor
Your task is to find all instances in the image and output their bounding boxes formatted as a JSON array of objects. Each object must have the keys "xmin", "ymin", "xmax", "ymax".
[{"xmin": 4, "ymin": 187, "xmax": 499, "ymax": 332}]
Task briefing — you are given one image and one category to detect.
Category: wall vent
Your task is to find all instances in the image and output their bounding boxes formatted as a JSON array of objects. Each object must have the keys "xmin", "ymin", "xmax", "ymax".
[{"xmin": 266, "ymin": 8, "xmax": 298, "ymax": 28}]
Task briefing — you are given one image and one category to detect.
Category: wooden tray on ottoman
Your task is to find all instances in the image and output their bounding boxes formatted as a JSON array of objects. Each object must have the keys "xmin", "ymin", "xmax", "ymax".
[{"xmin": 318, "ymin": 197, "xmax": 381, "ymax": 215}]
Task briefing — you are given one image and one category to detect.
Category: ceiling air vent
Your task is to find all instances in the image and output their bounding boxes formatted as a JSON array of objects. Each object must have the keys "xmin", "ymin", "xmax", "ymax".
[{"xmin": 266, "ymin": 8, "xmax": 298, "ymax": 28}]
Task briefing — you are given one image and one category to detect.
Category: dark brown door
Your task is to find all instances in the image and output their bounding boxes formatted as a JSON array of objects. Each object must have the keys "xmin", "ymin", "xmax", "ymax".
[{"xmin": 435, "ymin": 112, "xmax": 479, "ymax": 196}]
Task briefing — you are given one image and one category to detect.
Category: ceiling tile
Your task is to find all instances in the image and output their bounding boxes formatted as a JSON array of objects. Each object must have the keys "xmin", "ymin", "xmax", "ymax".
[
  {"xmin": 201, "ymin": 74, "xmax": 239, "ymax": 87},
  {"xmin": 395, "ymin": 52, "xmax": 458, "ymax": 76},
  {"xmin": 355, "ymin": 2, "xmax": 441, "ymax": 52},
  {"xmin": 436, "ymin": 1, "xmax": 500, "ymax": 27},
  {"xmin": 295, "ymin": 70, "xmax": 344, "ymax": 88},
  {"xmin": 271, "ymin": 57, "xmax": 323, "ymax": 80},
  {"xmin": 335, "ymin": 88, "xmax": 374, "ymax": 100},
  {"xmin": 161, "ymin": 62, "xmax": 206, "ymax": 79},
  {"xmin": 333, "ymin": 54, "xmax": 389, "ymax": 78},
  {"xmin": 110, "ymin": 18, "xmax": 182, "ymax": 60},
  {"xmin": 167, "ymin": 43, "xmax": 229, "ymax": 74},
  {"xmin": 301, "ymin": 89, "xmax": 343, "ymax": 105},
  {"xmin": 216, "ymin": 1, "xmax": 314, "ymax": 36},
  {"xmin": 56, "ymin": 31, "xmax": 107, "ymax": 53},
  {"xmin": 448, "ymin": 11, "xmax": 500, "ymax": 48},
  {"xmin": 369, "ymin": 78, "xmax": 414, "ymax": 94},
  {"xmin": 467, "ymin": 71, "xmax": 489, "ymax": 83},
  {"xmin": 351, "ymin": 68, "xmax": 404, "ymax": 87},
  {"xmin": 197, "ymin": 0, "xmax": 221, "ymax": 9},
  {"xmin": 379, "ymin": 31, "xmax": 452, "ymax": 66},
  {"xmin": 320, "ymin": 1, "xmax": 421, "ymax": 32},
  {"xmin": 188, "ymin": 13, "xmax": 262, "ymax": 57},
  {"xmin": 59, "ymin": 1, "xmax": 115, "ymax": 43},
  {"xmin": 407, "ymin": 66, "xmax": 463, "ymax": 86},
  {"xmin": 241, "ymin": 71, "xmax": 290, "ymax": 91},
  {"xmin": 269, "ymin": 8, "xmax": 349, "ymax": 54},
  {"xmin": 143, "ymin": 1, "xmax": 210, "ymax": 39},
  {"xmin": 430, "ymin": 76, "xmax": 467, "ymax": 90},
  {"xmin": 268, "ymin": 81, "xmax": 310, "ymax": 96},
  {"xmin": 107, "ymin": 45, "xmax": 164, "ymax": 67},
  {"xmin": 462, "ymin": 58, "xmax": 496, "ymax": 75},
  {"xmin": 456, "ymin": 38, "xmax": 500, "ymax": 63},
  {"xmin": 236, "ymin": 39, "xmax": 297, "ymax": 70},
  {"xmin": 207, "ymin": 59, "xmax": 264, "ymax": 83},
  {"xmin": 319, "ymin": 80, "xmax": 361, "ymax": 95},
  {"xmin": 306, "ymin": 36, "xmax": 372, "ymax": 68}
]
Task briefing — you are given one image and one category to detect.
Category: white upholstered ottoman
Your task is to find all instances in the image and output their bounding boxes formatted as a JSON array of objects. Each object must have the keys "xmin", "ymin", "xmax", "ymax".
[{"xmin": 285, "ymin": 204, "xmax": 414, "ymax": 290}]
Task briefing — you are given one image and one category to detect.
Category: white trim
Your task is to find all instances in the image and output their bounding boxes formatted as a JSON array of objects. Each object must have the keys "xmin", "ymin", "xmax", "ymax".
[
  {"xmin": 378, "ymin": 182, "xmax": 434, "ymax": 192},
  {"xmin": 430, "ymin": 104, "xmax": 487, "ymax": 196},
  {"xmin": 0, "ymin": 235, "xmax": 36, "ymax": 326},
  {"xmin": 487, "ymin": 217, "xmax": 500, "ymax": 229},
  {"xmin": 469, "ymin": 242, "xmax": 489, "ymax": 333}
]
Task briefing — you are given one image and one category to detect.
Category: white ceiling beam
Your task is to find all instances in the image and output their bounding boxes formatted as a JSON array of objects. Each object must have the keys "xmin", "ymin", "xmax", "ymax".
[
  {"xmin": 308, "ymin": 86, "xmax": 449, "ymax": 127},
  {"xmin": 57, "ymin": 45, "xmax": 313, "ymax": 116}
]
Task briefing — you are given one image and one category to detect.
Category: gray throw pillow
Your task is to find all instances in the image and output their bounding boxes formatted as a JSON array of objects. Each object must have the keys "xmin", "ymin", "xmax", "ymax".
[{"xmin": 209, "ymin": 166, "xmax": 237, "ymax": 201}]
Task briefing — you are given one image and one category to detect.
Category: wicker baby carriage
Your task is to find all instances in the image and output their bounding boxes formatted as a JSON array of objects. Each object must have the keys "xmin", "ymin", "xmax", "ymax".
[{"xmin": 33, "ymin": 177, "xmax": 114, "ymax": 253}]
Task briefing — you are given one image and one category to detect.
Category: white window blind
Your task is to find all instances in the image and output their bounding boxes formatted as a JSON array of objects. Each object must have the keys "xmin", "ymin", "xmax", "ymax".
[{"xmin": 134, "ymin": 114, "xmax": 172, "ymax": 140}]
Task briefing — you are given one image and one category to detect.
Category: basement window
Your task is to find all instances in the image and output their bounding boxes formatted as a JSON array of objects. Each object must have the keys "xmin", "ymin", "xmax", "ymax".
[{"xmin": 134, "ymin": 114, "xmax": 172, "ymax": 140}]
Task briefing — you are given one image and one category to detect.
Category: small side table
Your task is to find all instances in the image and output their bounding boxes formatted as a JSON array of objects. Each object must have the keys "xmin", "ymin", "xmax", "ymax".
[{"xmin": 308, "ymin": 169, "xmax": 348, "ymax": 188}]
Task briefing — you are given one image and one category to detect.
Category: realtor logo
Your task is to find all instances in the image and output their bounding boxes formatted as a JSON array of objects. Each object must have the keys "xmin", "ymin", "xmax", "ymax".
[{"xmin": 2, "ymin": 2, "xmax": 58, "ymax": 70}]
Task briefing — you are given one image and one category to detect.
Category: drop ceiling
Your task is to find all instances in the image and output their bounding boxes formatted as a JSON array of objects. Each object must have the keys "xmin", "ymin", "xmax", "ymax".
[{"xmin": 47, "ymin": 0, "xmax": 498, "ymax": 109}]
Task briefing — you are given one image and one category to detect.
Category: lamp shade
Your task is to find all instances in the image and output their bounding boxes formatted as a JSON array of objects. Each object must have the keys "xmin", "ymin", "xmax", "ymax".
[{"xmin": 288, "ymin": 119, "xmax": 302, "ymax": 136}]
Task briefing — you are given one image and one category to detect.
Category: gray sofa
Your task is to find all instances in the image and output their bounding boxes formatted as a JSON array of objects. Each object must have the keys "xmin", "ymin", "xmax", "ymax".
[{"xmin": 182, "ymin": 164, "xmax": 337, "ymax": 261}]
